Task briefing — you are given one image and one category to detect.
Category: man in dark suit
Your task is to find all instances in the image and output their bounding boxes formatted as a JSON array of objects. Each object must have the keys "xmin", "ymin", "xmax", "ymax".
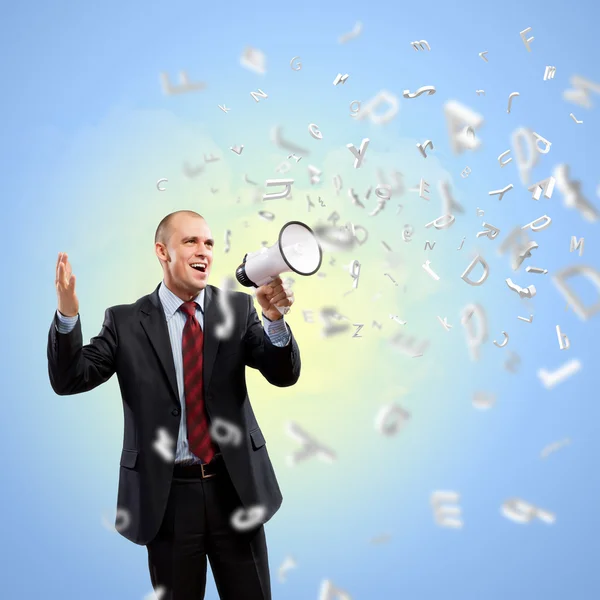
[{"xmin": 47, "ymin": 210, "xmax": 301, "ymax": 599}]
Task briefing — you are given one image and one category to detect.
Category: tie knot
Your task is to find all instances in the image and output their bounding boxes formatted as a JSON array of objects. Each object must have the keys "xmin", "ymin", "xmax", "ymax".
[{"xmin": 179, "ymin": 301, "xmax": 198, "ymax": 319}]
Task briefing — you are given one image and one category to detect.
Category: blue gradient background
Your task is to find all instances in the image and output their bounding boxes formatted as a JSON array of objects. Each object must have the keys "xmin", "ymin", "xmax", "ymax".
[{"xmin": 3, "ymin": 0, "xmax": 600, "ymax": 598}]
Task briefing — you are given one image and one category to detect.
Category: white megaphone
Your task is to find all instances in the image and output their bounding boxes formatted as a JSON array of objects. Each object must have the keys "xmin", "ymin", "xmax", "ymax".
[{"xmin": 235, "ymin": 221, "xmax": 323, "ymax": 315}]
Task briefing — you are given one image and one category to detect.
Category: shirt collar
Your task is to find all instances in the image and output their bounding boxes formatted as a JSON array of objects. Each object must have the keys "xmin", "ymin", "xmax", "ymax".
[{"xmin": 159, "ymin": 280, "xmax": 205, "ymax": 321}]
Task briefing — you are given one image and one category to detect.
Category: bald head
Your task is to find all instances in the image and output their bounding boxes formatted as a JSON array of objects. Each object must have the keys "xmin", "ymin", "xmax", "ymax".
[{"xmin": 155, "ymin": 210, "xmax": 205, "ymax": 247}]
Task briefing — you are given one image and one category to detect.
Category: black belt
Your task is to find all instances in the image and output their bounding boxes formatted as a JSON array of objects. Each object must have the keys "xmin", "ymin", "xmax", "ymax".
[{"xmin": 173, "ymin": 454, "xmax": 225, "ymax": 479}]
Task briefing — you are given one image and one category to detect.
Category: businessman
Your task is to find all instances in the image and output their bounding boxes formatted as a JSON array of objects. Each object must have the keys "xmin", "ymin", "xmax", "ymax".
[{"xmin": 47, "ymin": 210, "xmax": 302, "ymax": 600}]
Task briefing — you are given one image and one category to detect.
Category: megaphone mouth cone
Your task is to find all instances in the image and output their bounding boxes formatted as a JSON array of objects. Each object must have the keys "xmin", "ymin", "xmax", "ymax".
[
  {"xmin": 235, "ymin": 221, "xmax": 324, "ymax": 287},
  {"xmin": 278, "ymin": 221, "xmax": 323, "ymax": 276}
]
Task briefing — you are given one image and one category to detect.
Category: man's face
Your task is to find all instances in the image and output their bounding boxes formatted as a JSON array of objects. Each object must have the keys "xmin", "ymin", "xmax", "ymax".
[{"xmin": 156, "ymin": 215, "xmax": 214, "ymax": 301}]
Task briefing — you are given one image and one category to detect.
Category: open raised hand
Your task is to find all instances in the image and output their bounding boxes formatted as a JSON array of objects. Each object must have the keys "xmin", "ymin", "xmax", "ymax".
[{"xmin": 56, "ymin": 252, "xmax": 79, "ymax": 317}]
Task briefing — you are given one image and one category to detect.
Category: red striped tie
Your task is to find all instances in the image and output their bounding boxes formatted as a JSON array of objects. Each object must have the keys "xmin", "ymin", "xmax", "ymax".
[{"xmin": 179, "ymin": 301, "xmax": 217, "ymax": 463}]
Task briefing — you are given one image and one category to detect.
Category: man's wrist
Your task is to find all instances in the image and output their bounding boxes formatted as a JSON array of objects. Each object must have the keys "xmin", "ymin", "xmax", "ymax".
[
  {"xmin": 262, "ymin": 312, "xmax": 282, "ymax": 322},
  {"xmin": 57, "ymin": 309, "xmax": 78, "ymax": 318}
]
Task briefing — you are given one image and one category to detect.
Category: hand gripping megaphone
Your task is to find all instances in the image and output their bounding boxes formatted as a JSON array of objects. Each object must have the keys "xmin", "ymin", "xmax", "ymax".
[{"xmin": 235, "ymin": 221, "xmax": 323, "ymax": 315}]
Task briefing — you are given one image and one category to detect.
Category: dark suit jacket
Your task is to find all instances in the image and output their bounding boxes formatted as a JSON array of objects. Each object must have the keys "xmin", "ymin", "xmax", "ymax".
[{"xmin": 47, "ymin": 282, "xmax": 301, "ymax": 545}]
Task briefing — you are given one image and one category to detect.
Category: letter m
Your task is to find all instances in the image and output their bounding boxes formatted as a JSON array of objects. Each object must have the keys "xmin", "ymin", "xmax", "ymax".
[
  {"xmin": 570, "ymin": 236, "xmax": 584, "ymax": 256},
  {"xmin": 411, "ymin": 40, "xmax": 431, "ymax": 51}
]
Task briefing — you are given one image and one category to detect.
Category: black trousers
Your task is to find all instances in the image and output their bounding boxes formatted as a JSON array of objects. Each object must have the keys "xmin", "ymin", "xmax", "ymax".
[{"xmin": 146, "ymin": 458, "xmax": 272, "ymax": 600}]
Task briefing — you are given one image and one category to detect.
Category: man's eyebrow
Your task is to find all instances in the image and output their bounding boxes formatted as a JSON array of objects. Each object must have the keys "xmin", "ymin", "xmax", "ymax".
[{"xmin": 183, "ymin": 236, "xmax": 215, "ymax": 244}]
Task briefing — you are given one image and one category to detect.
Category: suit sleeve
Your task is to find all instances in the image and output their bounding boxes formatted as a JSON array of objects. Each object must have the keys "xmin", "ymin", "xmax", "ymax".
[
  {"xmin": 243, "ymin": 294, "xmax": 301, "ymax": 387},
  {"xmin": 47, "ymin": 308, "xmax": 118, "ymax": 395}
]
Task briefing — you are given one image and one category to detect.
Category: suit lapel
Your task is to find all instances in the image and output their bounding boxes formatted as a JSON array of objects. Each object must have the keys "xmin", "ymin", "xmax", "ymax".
[{"xmin": 140, "ymin": 283, "xmax": 222, "ymax": 407}]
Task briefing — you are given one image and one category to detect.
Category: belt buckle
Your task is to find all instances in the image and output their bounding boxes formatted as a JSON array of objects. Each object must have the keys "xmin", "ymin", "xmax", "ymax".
[{"xmin": 200, "ymin": 462, "xmax": 216, "ymax": 479}]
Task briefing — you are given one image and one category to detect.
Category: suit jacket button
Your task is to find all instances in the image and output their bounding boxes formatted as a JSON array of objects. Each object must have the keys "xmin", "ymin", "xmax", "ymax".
[{"xmin": 172, "ymin": 408, "xmax": 180, "ymax": 416}]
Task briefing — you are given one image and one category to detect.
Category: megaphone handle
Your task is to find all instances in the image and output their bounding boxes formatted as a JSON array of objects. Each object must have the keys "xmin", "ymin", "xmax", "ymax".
[
  {"xmin": 257, "ymin": 275, "xmax": 289, "ymax": 314},
  {"xmin": 257, "ymin": 275, "xmax": 276, "ymax": 287}
]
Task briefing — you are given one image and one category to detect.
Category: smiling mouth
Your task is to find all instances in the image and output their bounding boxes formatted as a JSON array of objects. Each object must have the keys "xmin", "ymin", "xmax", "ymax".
[{"xmin": 190, "ymin": 264, "xmax": 207, "ymax": 276}]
